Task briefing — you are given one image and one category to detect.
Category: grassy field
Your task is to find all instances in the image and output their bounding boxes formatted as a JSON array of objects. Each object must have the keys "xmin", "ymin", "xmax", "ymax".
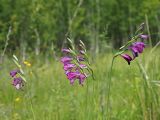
[{"xmin": 0, "ymin": 48, "xmax": 160, "ymax": 120}]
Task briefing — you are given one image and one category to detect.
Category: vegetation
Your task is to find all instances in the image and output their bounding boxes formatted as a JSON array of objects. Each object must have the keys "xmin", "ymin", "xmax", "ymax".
[
  {"xmin": 0, "ymin": 0, "xmax": 160, "ymax": 120},
  {"xmin": 0, "ymin": 48, "xmax": 160, "ymax": 119},
  {"xmin": 0, "ymin": 0, "xmax": 160, "ymax": 54}
]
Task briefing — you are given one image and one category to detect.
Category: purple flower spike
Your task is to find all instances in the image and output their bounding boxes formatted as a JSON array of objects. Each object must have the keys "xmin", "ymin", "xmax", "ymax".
[
  {"xmin": 10, "ymin": 70, "xmax": 19, "ymax": 77},
  {"xmin": 139, "ymin": 34, "xmax": 148, "ymax": 40},
  {"xmin": 63, "ymin": 63, "xmax": 76, "ymax": 71},
  {"xmin": 62, "ymin": 49, "xmax": 71, "ymax": 53},
  {"xmin": 78, "ymin": 73, "xmax": 86, "ymax": 85},
  {"xmin": 12, "ymin": 77, "xmax": 24, "ymax": 90},
  {"xmin": 61, "ymin": 45, "xmax": 90, "ymax": 85},
  {"xmin": 121, "ymin": 54, "xmax": 132, "ymax": 65},
  {"xmin": 61, "ymin": 57, "xmax": 73, "ymax": 64}
]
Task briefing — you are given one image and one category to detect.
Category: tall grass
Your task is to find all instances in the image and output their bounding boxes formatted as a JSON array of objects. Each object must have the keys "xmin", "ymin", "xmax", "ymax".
[{"xmin": 0, "ymin": 48, "xmax": 160, "ymax": 120}]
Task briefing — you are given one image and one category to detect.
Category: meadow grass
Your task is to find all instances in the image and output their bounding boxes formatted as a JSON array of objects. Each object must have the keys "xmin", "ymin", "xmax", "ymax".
[{"xmin": 0, "ymin": 48, "xmax": 160, "ymax": 120}]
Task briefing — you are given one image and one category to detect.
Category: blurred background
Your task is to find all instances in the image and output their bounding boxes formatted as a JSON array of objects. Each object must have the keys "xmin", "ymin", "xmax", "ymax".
[{"xmin": 0, "ymin": 0, "xmax": 160, "ymax": 57}]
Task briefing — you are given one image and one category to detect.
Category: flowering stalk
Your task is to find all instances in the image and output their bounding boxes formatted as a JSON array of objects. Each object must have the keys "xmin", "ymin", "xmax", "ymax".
[
  {"xmin": 61, "ymin": 38, "xmax": 94, "ymax": 85},
  {"xmin": 10, "ymin": 55, "xmax": 26, "ymax": 90},
  {"xmin": 10, "ymin": 55, "xmax": 35, "ymax": 120},
  {"xmin": 106, "ymin": 23, "xmax": 148, "ymax": 119}
]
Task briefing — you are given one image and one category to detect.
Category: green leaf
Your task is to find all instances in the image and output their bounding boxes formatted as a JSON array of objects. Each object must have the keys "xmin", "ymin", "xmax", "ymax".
[
  {"xmin": 13, "ymin": 59, "xmax": 21, "ymax": 68},
  {"xmin": 13, "ymin": 54, "xmax": 19, "ymax": 61}
]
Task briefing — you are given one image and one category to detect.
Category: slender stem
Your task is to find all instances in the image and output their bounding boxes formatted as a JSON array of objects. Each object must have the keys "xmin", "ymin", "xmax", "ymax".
[
  {"xmin": 106, "ymin": 56, "xmax": 115, "ymax": 119},
  {"xmin": 145, "ymin": 14, "xmax": 152, "ymax": 47},
  {"xmin": 30, "ymin": 95, "xmax": 36, "ymax": 120},
  {"xmin": 0, "ymin": 26, "xmax": 12, "ymax": 63},
  {"xmin": 27, "ymin": 83, "xmax": 36, "ymax": 120}
]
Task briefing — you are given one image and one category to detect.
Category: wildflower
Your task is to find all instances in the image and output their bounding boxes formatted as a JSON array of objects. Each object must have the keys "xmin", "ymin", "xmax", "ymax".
[
  {"xmin": 129, "ymin": 42, "xmax": 145, "ymax": 58},
  {"xmin": 67, "ymin": 72, "xmax": 80, "ymax": 84},
  {"xmin": 61, "ymin": 40, "xmax": 93, "ymax": 85},
  {"xmin": 121, "ymin": 54, "xmax": 132, "ymax": 65},
  {"xmin": 15, "ymin": 97, "xmax": 21, "ymax": 102},
  {"xmin": 12, "ymin": 77, "xmax": 24, "ymax": 90},
  {"xmin": 61, "ymin": 57, "xmax": 73, "ymax": 64},
  {"xmin": 78, "ymin": 73, "xmax": 86, "ymax": 85},
  {"xmin": 62, "ymin": 48, "xmax": 71, "ymax": 53},
  {"xmin": 23, "ymin": 61, "xmax": 31, "ymax": 67},
  {"xmin": 10, "ymin": 70, "xmax": 19, "ymax": 77},
  {"xmin": 63, "ymin": 63, "xmax": 76, "ymax": 71},
  {"xmin": 132, "ymin": 42, "xmax": 145, "ymax": 53},
  {"xmin": 121, "ymin": 41, "xmax": 146, "ymax": 65},
  {"xmin": 10, "ymin": 55, "xmax": 26, "ymax": 90},
  {"xmin": 139, "ymin": 34, "xmax": 148, "ymax": 40}
]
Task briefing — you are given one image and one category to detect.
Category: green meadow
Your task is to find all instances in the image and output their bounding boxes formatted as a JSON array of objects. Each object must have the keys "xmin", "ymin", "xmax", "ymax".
[{"xmin": 0, "ymin": 48, "xmax": 160, "ymax": 120}]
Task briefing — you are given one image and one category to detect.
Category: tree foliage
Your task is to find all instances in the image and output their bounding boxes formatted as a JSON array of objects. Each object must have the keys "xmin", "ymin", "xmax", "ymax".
[{"xmin": 0, "ymin": 0, "xmax": 160, "ymax": 54}]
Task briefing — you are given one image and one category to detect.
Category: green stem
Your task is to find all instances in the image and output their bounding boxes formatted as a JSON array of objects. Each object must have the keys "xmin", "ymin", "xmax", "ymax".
[
  {"xmin": 119, "ymin": 33, "xmax": 142, "ymax": 50},
  {"xmin": 30, "ymin": 96, "xmax": 36, "ymax": 120},
  {"xmin": 106, "ymin": 56, "xmax": 115, "ymax": 119},
  {"xmin": 27, "ymin": 83, "xmax": 36, "ymax": 120}
]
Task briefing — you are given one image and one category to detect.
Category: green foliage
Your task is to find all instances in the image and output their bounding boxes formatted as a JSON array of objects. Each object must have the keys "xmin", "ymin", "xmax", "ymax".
[
  {"xmin": 0, "ymin": 48, "xmax": 160, "ymax": 119},
  {"xmin": 0, "ymin": 0, "xmax": 160, "ymax": 53}
]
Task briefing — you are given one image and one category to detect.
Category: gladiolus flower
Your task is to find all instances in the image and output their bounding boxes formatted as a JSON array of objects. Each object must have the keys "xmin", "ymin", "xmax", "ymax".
[
  {"xmin": 78, "ymin": 73, "xmax": 86, "ymax": 85},
  {"xmin": 10, "ymin": 70, "xmax": 19, "ymax": 77},
  {"xmin": 61, "ymin": 57, "xmax": 72, "ymax": 64},
  {"xmin": 130, "ymin": 42, "xmax": 145, "ymax": 59},
  {"xmin": 121, "ymin": 54, "xmax": 132, "ymax": 65},
  {"xmin": 63, "ymin": 64, "xmax": 76, "ymax": 71},
  {"xmin": 67, "ymin": 72, "xmax": 80, "ymax": 84},
  {"xmin": 12, "ymin": 77, "xmax": 24, "ymax": 90},
  {"xmin": 121, "ymin": 41, "xmax": 146, "ymax": 65}
]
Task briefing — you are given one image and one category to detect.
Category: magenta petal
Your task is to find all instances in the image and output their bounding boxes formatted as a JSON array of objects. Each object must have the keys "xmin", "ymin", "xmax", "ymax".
[
  {"xmin": 67, "ymin": 72, "xmax": 80, "ymax": 81},
  {"xmin": 62, "ymin": 48, "xmax": 71, "ymax": 53},
  {"xmin": 63, "ymin": 64, "xmax": 76, "ymax": 71},
  {"xmin": 139, "ymin": 34, "xmax": 148, "ymax": 40},
  {"xmin": 129, "ymin": 46, "xmax": 139, "ymax": 58},
  {"xmin": 132, "ymin": 42, "xmax": 145, "ymax": 53},
  {"xmin": 67, "ymin": 72, "xmax": 79, "ymax": 85},
  {"xmin": 78, "ymin": 74, "xmax": 86, "ymax": 85},
  {"xmin": 10, "ymin": 70, "xmax": 19, "ymax": 77},
  {"xmin": 12, "ymin": 77, "xmax": 24, "ymax": 89},
  {"xmin": 61, "ymin": 57, "xmax": 72, "ymax": 64},
  {"xmin": 121, "ymin": 54, "xmax": 132, "ymax": 65}
]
